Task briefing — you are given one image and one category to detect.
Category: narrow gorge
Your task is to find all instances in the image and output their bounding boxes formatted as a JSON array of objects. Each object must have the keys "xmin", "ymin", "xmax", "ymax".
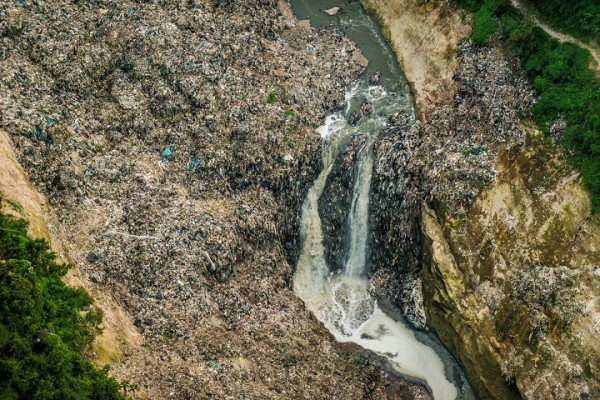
[{"xmin": 290, "ymin": 1, "xmax": 472, "ymax": 399}]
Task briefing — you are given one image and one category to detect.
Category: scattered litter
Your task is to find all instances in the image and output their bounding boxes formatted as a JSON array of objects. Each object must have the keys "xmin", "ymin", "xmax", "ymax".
[
  {"xmin": 188, "ymin": 155, "xmax": 200, "ymax": 171},
  {"xmin": 324, "ymin": 7, "xmax": 341, "ymax": 16},
  {"xmin": 162, "ymin": 146, "xmax": 173, "ymax": 158},
  {"xmin": 368, "ymin": 40, "xmax": 536, "ymax": 328},
  {"xmin": 0, "ymin": 0, "xmax": 388, "ymax": 397},
  {"xmin": 84, "ymin": 253, "xmax": 103, "ymax": 263}
]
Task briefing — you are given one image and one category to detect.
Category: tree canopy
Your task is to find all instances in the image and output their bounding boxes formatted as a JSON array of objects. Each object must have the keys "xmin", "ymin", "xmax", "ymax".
[{"xmin": 0, "ymin": 207, "xmax": 124, "ymax": 399}]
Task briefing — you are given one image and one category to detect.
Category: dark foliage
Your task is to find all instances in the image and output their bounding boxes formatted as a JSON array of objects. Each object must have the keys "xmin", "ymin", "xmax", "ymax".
[
  {"xmin": 0, "ymin": 207, "xmax": 124, "ymax": 399},
  {"xmin": 528, "ymin": 0, "xmax": 600, "ymax": 44}
]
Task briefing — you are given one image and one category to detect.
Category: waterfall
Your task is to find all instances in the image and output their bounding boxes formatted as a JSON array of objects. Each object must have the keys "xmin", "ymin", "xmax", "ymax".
[
  {"xmin": 344, "ymin": 138, "xmax": 374, "ymax": 278},
  {"xmin": 293, "ymin": 82, "xmax": 460, "ymax": 400},
  {"xmin": 289, "ymin": 1, "xmax": 473, "ymax": 399}
]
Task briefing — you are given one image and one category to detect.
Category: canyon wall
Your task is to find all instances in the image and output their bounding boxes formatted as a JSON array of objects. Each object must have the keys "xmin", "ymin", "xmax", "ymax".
[
  {"xmin": 366, "ymin": 1, "xmax": 600, "ymax": 399},
  {"xmin": 422, "ymin": 132, "xmax": 600, "ymax": 399}
]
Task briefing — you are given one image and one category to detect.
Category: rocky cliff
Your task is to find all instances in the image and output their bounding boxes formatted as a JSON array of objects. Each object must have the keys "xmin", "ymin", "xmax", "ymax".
[
  {"xmin": 366, "ymin": 0, "xmax": 600, "ymax": 399},
  {"xmin": 422, "ymin": 131, "xmax": 600, "ymax": 399}
]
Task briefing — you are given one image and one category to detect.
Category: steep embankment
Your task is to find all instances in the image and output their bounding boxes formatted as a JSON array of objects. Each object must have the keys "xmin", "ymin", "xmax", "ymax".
[
  {"xmin": 361, "ymin": 0, "xmax": 470, "ymax": 119},
  {"xmin": 423, "ymin": 130, "xmax": 600, "ymax": 400},
  {"xmin": 366, "ymin": 1, "xmax": 600, "ymax": 399},
  {"xmin": 0, "ymin": 129, "xmax": 143, "ymax": 369}
]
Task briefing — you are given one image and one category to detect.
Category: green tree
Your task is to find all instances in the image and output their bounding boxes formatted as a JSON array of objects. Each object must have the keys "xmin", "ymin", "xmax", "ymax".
[{"xmin": 0, "ymin": 207, "xmax": 124, "ymax": 399}]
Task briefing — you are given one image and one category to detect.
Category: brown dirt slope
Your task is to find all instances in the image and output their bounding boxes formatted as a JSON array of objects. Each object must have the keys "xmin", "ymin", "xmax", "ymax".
[{"xmin": 361, "ymin": 0, "xmax": 471, "ymax": 120}]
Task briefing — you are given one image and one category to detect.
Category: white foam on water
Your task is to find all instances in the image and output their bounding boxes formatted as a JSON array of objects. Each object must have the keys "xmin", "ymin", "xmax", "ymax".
[
  {"xmin": 316, "ymin": 114, "xmax": 345, "ymax": 139},
  {"xmin": 294, "ymin": 81, "xmax": 458, "ymax": 400},
  {"xmin": 339, "ymin": 298, "xmax": 459, "ymax": 400},
  {"xmin": 299, "ymin": 272, "xmax": 459, "ymax": 400}
]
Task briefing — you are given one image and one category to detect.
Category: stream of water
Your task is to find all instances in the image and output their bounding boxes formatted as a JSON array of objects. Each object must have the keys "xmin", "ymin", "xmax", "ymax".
[{"xmin": 290, "ymin": 2, "xmax": 474, "ymax": 399}]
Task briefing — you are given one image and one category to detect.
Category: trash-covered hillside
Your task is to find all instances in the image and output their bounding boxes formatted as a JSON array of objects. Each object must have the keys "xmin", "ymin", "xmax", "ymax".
[{"xmin": 0, "ymin": 1, "xmax": 429, "ymax": 398}]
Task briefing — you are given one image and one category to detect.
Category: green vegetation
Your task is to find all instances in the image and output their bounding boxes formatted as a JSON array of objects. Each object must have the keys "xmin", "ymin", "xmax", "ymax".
[
  {"xmin": 266, "ymin": 92, "xmax": 277, "ymax": 104},
  {"xmin": 0, "ymin": 207, "xmax": 124, "ymax": 399},
  {"xmin": 4, "ymin": 199, "xmax": 23, "ymax": 214},
  {"xmin": 459, "ymin": 0, "xmax": 600, "ymax": 211},
  {"xmin": 528, "ymin": 0, "xmax": 600, "ymax": 44},
  {"xmin": 471, "ymin": 0, "xmax": 499, "ymax": 43}
]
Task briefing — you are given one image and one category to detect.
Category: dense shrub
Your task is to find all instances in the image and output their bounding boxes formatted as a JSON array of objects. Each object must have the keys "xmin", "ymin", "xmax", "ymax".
[
  {"xmin": 0, "ymin": 207, "xmax": 124, "ymax": 399},
  {"xmin": 459, "ymin": 0, "xmax": 600, "ymax": 211},
  {"xmin": 471, "ymin": 0, "xmax": 499, "ymax": 43},
  {"xmin": 528, "ymin": 0, "xmax": 600, "ymax": 44}
]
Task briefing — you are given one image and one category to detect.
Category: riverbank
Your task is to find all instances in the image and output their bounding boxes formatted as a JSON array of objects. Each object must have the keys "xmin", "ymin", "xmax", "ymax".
[{"xmin": 360, "ymin": 0, "xmax": 471, "ymax": 120}]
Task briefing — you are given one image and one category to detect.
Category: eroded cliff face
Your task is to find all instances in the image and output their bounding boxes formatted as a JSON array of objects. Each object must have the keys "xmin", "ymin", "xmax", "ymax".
[
  {"xmin": 423, "ymin": 131, "xmax": 600, "ymax": 399},
  {"xmin": 367, "ymin": 1, "xmax": 600, "ymax": 399},
  {"xmin": 360, "ymin": 0, "xmax": 471, "ymax": 119}
]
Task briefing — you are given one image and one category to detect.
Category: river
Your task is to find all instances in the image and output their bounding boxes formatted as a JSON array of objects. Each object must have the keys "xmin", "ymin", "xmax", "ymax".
[{"xmin": 290, "ymin": 1, "xmax": 475, "ymax": 399}]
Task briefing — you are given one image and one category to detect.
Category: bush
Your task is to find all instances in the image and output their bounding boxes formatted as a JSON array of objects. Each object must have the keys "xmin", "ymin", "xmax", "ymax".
[
  {"xmin": 471, "ymin": 0, "xmax": 499, "ymax": 42},
  {"xmin": 0, "ymin": 207, "xmax": 124, "ymax": 399}
]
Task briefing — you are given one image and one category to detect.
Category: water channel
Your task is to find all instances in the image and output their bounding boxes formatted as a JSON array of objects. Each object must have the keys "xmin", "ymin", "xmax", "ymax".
[{"xmin": 290, "ymin": 2, "xmax": 475, "ymax": 399}]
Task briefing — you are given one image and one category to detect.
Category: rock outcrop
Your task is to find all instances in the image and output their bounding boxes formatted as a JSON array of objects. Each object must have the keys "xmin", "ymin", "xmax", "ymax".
[{"xmin": 422, "ymin": 130, "xmax": 600, "ymax": 399}]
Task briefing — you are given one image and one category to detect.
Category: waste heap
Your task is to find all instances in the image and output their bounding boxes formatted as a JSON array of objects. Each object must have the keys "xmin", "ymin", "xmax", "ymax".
[
  {"xmin": 0, "ymin": 0, "xmax": 429, "ymax": 398},
  {"xmin": 370, "ymin": 39, "xmax": 536, "ymax": 329}
]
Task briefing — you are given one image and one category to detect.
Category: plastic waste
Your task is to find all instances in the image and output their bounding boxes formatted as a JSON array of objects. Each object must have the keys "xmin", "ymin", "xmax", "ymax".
[
  {"xmin": 162, "ymin": 146, "xmax": 173, "ymax": 158},
  {"xmin": 188, "ymin": 155, "xmax": 200, "ymax": 171}
]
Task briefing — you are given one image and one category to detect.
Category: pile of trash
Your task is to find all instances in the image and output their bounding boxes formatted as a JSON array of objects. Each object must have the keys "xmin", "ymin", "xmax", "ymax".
[
  {"xmin": 369, "ymin": 39, "xmax": 536, "ymax": 328},
  {"xmin": 1, "ymin": 0, "xmax": 430, "ymax": 398}
]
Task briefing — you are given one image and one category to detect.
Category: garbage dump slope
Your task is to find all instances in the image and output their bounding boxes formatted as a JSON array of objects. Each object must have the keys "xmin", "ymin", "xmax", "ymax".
[
  {"xmin": 0, "ymin": 0, "xmax": 427, "ymax": 397},
  {"xmin": 365, "ymin": 1, "xmax": 600, "ymax": 399}
]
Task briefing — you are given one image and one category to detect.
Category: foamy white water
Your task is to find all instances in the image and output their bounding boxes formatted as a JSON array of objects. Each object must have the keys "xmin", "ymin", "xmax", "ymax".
[{"xmin": 293, "ymin": 82, "xmax": 459, "ymax": 400}]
